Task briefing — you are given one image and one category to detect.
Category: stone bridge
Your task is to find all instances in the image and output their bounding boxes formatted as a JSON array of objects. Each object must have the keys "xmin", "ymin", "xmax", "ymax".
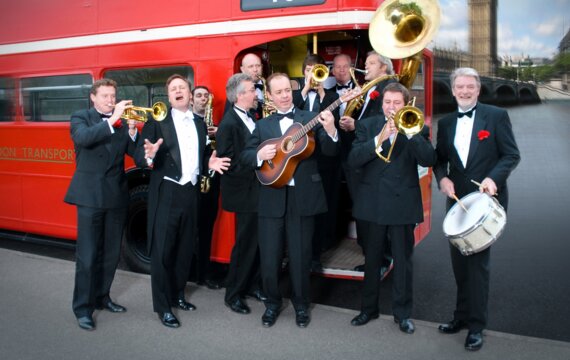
[{"xmin": 433, "ymin": 71, "xmax": 541, "ymax": 114}]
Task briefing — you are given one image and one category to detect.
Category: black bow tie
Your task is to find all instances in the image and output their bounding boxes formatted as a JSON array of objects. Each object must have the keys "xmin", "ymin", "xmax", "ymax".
[
  {"xmin": 254, "ymin": 83, "xmax": 264, "ymax": 90},
  {"xmin": 99, "ymin": 112, "xmax": 112, "ymax": 119},
  {"xmin": 234, "ymin": 106, "xmax": 252, "ymax": 119},
  {"xmin": 336, "ymin": 84, "xmax": 350, "ymax": 90},
  {"xmin": 458, "ymin": 106, "xmax": 476, "ymax": 118},
  {"xmin": 274, "ymin": 111, "xmax": 294, "ymax": 120}
]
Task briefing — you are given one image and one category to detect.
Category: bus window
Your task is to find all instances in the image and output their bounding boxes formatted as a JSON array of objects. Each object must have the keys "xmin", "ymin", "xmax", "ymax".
[
  {"xmin": 21, "ymin": 74, "xmax": 92, "ymax": 122},
  {"xmin": 103, "ymin": 66, "xmax": 194, "ymax": 107},
  {"xmin": 0, "ymin": 77, "xmax": 15, "ymax": 122}
]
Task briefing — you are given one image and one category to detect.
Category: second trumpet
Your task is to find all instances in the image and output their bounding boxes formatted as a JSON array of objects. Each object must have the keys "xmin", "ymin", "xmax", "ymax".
[{"xmin": 119, "ymin": 101, "xmax": 168, "ymax": 122}]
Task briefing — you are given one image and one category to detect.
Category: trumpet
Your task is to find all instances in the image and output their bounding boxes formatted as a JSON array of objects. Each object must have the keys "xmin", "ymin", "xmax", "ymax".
[
  {"xmin": 309, "ymin": 64, "xmax": 329, "ymax": 89},
  {"xmin": 118, "ymin": 101, "xmax": 168, "ymax": 122},
  {"xmin": 375, "ymin": 97, "xmax": 424, "ymax": 163}
]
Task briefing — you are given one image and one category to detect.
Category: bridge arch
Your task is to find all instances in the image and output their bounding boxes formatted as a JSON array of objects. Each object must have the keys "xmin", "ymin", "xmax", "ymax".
[{"xmin": 496, "ymin": 85, "xmax": 517, "ymax": 105}]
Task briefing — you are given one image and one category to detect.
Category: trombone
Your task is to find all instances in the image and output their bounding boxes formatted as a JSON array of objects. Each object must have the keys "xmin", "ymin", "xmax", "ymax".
[
  {"xmin": 309, "ymin": 64, "xmax": 330, "ymax": 89},
  {"xmin": 118, "ymin": 101, "xmax": 168, "ymax": 122},
  {"xmin": 375, "ymin": 97, "xmax": 424, "ymax": 163}
]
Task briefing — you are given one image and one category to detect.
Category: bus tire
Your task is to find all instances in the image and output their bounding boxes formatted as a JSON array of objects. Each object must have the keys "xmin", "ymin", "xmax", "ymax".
[{"xmin": 122, "ymin": 184, "xmax": 151, "ymax": 274}]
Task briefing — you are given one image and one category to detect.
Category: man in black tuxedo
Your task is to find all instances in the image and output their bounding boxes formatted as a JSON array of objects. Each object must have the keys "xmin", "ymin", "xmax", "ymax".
[
  {"xmin": 348, "ymin": 83, "xmax": 436, "ymax": 334},
  {"xmin": 65, "ymin": 79, "xmax": 139, "ymax": 331},
  {"xmin": 224, "ymin": 53, "xmax": 266, "ymax": 119},
  {"xmin": 216, "ymin": 73, "xmax": 262, "ymax": 315},
  {"xmin": 328, "ymin": 53, "xmax": 356, "ymax": 116},
  {"xmin": 191, "ymin": 85, "xmax": 223, "ymax": 290},
  {"xmin": 434, "ymin": 67, "xmax": 520, "ymax": 351},
  {"xmin": 242, "ymin": 73, "xmax": 339, "ymax": 328},
  {"xmin": 339, "ymin": 51, "xmax": 397, "ymax": 272},
  {"xmin": 292, "ymin": 54, "xmax": 341, "ymax": 270},
  {"xmin": 135, "ymin": 75, "xmax": 230, "ymax": 328}
]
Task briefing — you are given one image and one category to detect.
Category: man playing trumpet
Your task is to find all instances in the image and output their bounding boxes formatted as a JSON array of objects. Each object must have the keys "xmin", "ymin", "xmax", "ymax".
[
  {"xmin": 348, "ymin": 83, "xmax": 435, "ymax": 333},
  {"xmin": 65, "ymin": 79, "xmax": 138, "ymax": 331}
]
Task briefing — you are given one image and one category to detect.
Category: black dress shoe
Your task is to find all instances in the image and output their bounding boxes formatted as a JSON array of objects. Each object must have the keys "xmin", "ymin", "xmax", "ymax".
[
  {"xmin": 394, "ymin": 318, "xmax": 415, "ymax": 334},
  {"xmin": 261, "ymin": 308, "xmax": 279, "ymax": 327},
  {"xmin": 204, "ymin": 279, "xmax": 222, "ymax": 290},
  {"xmin": 353, "ymin": 264, "xmax": 365, "ymax": 272},
  {"xmin": 97, "ymin": 300, "xmax": 127, "ymax": 313},
  {"xmin": 225, "ymin": 298, "xmax": 251, "ymax": 314},
  {"xmin": 247, "ymin": 289, "xmax": 268, "ymax": 302},
  {"xmin": 176, "ymin": 297, "xmax": 196, "ymax": 311},
  {"xmin": 438, "ymin": 319, "xmax": 467, "ymax": 334},
  {"xmin": 77, "ymin": 316, "xmax": 95, "ymax": 331},
  {"xmin": 158, "ymin": 312, "xmax": 180, "ymax": 328},
  {"xmin": 465, "ymin": 331, "xmax": 483, "ymax": 351},
  {"xmin": 295, "ymin": 309, "xmax": 311, "ymax": 328},
  {"xmin": 350, "ymin": 312, "xmax": 379, "ymax": 326}
]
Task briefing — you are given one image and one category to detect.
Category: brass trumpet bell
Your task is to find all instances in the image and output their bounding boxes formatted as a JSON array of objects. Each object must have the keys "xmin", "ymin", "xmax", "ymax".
[
  {"xmin": 122, "ymin": 101, "xmax": 168, "ymax": 122},
  {"xmin": 369, "ymin": 0, "xmax": 440, "ymax": 59},
  {"xmin": 310, "ymin": 64, "xmax": 330, "ymax": 88}
]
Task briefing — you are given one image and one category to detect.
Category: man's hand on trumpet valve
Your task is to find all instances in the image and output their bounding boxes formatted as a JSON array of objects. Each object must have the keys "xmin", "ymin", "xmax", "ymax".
[
  {"xmin": 109, "ymin": 100, "xmax": 132, "ymax": 128},
  {"xmin": 208, "ymin": 150, "xmax": 231, "ymax": 174}
]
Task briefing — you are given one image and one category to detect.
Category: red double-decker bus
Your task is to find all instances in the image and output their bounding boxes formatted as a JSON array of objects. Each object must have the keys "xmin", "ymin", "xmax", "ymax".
[{"xmin": 0, "ymin": 0, "xmax": 434, "ymax": 279}]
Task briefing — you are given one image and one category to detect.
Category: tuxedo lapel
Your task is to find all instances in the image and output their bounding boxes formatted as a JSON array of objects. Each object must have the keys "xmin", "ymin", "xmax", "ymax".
[
  {"xmin": 466, "ymin": 104, "xmax": 488, "ymax": 168},
  {"xmin": 193, "ymin": 115, "xmax": 205, "ymax": 173},
  {"xmin": 160, "ymin": 114, "xmax": 182, "ymax": 172},
  {"xmin": 446, "ymin": 116, "xmax": 465, "ymax": 170}
]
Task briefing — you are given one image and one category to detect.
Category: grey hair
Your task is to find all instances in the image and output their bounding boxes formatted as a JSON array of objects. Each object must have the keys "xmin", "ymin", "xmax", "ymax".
[
  {"xmin": 367, "ymin": 51, "xmax": 394, "ymax": 75},
  {"xmin": 226, "ymin": 73, "xmax": 254, "ymax": 104},
  {"xmin": 450, "ymin": 67, "xmax": 481, "ymax": 88}
]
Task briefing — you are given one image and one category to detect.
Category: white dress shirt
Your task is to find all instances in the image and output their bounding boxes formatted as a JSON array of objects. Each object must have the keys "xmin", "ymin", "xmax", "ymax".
[
  {"xmin": 454, "ymin": 107, "xmax": 477, "ymax": 168},
  {"xmin": 165, "ymin": 109, "xmax": 200, "ymax": 186}
]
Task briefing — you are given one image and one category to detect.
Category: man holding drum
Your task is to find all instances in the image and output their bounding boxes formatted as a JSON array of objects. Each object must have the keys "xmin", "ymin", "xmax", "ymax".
[{"xmin": 434, "ymin": 67, "xmax": 520, "ymax": 351}]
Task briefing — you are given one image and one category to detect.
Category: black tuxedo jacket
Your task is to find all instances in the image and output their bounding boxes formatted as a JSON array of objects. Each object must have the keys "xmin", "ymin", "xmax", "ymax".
[
  {"xmin": 292, "ymin": 80, "xmax": 340, "ymax": 118},
  {"xmin": 434, "ymin": 102, "xmax": 520, "ymax": 209},
  {"xmin": 65, "ymin": 108, "xmax": 138, "ymax": 209},
  {"xmin": 338, "ymin": 78, "xmax": 397, "ymax": 161},
  {"xmin": 241, "ymin": 109, "xmax": 339, "ymax": 218},
  {"xmin": 134, "ymin": 109, "xmax": 210, "ymax": 248},
  {"xmin": 348, "ymin": 115, "xmax": 436, "ymax": 225},
  {"xmin": 216, "ymin": 108, "xmax": 259, "ymax": 213}
]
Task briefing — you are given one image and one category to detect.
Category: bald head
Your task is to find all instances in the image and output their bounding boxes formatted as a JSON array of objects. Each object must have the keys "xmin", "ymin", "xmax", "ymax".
[{"xmin": 240, "ymin": 53, "xmax": 263, "ymax": 81}]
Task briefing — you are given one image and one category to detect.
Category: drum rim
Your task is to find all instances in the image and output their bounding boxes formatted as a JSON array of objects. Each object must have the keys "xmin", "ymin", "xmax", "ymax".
[{"xmin": 443, "ymin": 192, "xmax": 493, "ymax": 237}]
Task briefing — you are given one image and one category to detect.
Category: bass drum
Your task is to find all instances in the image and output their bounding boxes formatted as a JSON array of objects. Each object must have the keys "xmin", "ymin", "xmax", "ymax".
[{"xmin": 443, "ymin": 192, "xmax": 506, "ymax": 256}]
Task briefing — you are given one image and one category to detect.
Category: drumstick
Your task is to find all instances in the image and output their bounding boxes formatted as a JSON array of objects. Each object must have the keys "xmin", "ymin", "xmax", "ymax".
[
  {"xmin": 471, "ymin": 179, "xmax": 498, "ymax": 195},
  {"xmin": 452, "ymin": 194, "xmax": 469, "ymax": 213}
]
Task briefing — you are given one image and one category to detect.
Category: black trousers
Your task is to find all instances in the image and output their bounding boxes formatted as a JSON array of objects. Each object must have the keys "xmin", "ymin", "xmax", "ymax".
[
  {"xmin": 73, "ymin": 205, "xmax": 126, "ymax": 318},
  {"xmin": 360, "ymin": 221, "xmax": 414, "ymax": 319},
  {"xmin": 258, "ymin": 187, "xmax": 314, "ymax": 311},
  {"xmin": 450, "ymin": 245, "xmax": 490, "ymax": 332},
  {"xmin": 224, "ymin": 211, "xmax": 260, "ymax": 302},
  {"xmin": 196, "ymin": 174, "xmax": 220, "ymax": 283},
  {"xmin": 150, "ymin": 180, "xmax": 198, "ymax": 313}
]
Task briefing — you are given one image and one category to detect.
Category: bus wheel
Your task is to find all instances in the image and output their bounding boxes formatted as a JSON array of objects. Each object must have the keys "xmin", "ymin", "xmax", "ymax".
[{"xmin": 122, "ymin": 184, "xmax": 151, "ymax": 274}]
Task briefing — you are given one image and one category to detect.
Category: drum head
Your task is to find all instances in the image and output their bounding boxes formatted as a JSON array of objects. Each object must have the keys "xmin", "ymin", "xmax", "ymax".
[{"xmin": 443, "ymin": 192, "xmax": 492, "ymax": 236}]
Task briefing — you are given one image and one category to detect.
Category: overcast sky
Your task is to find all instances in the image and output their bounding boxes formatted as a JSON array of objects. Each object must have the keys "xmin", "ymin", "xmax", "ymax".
[{"xmin": 430, "ymin": 0, "xmax": 570, "ymax": 59}]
